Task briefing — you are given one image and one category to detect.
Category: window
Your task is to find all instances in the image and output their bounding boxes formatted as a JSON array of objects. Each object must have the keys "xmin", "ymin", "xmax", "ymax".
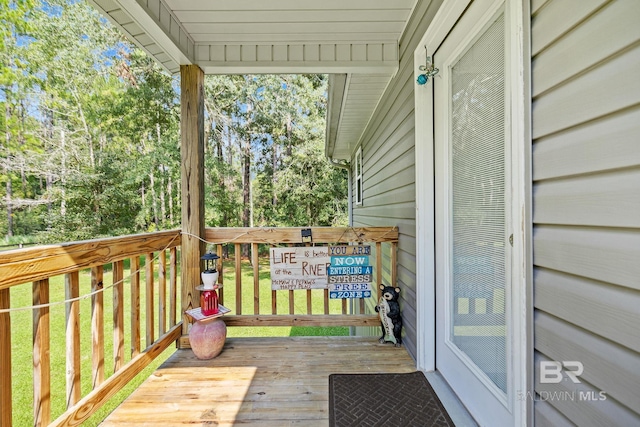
[{"xmin": 355, "ymin": 147, "xmax": 363, "ymax": 205}]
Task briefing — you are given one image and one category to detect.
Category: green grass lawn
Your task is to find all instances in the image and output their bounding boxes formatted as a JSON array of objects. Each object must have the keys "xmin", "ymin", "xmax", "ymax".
[{"xmin": 9, "ymin": 258, "xmax": 349, "ymax": 426}]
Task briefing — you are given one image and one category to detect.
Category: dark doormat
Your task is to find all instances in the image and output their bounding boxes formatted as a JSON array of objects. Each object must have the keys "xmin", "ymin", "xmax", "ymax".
[{"xmin": 328, "ymin": 371, "xmax": 455, "ymax": 427}]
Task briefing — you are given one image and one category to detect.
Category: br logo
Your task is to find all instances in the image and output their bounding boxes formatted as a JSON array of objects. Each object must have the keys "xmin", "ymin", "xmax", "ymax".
[{"xmin": 540, "ymin": 361, "xmax": 584, "ymax": 384}]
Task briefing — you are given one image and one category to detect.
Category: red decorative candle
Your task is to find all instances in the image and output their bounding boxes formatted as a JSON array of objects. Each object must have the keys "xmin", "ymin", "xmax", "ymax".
[{"xmin": 200, "ymin": 288, "xmax": 219, "ymax": 315}]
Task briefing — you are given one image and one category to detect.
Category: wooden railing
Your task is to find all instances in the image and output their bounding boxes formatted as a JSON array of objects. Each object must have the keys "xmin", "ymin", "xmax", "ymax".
[
  {"xmin": 0, "ymin": 230, "xmax": 181, "ymax": 427},
  {"xmin": 179, "ymin": 226, "xmax": 398, "ymax": 347},
  {"xmin": 0, "ymin": 226, "xmax": 398, "ymax": 426}
]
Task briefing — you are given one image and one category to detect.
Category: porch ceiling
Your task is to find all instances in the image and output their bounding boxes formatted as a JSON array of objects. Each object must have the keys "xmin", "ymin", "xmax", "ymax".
[{"xmin": 89, "ymin": 0, "xmax": 419, "ymax": 160}]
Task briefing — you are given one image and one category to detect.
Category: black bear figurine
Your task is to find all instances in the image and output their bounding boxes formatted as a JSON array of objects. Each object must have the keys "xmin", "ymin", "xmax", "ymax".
[{"xmin": 374, "ymin": 284, "xmax": 402, "ymax": 347}]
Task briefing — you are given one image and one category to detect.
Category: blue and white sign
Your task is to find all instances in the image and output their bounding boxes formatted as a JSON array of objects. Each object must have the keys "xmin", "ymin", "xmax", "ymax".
[
  {"xmin": 330, "ymin": 256, "xmax": 369, "ymax": 266},
  {"xmin": 329, "ymin": 283, "xmax": 373, "ymax": 292},
  {"xmin": 328, "ymin": 265, "xmax": 373, "ymax": 276},
  {"xmin": 330, "ymin": 290, "xmax": 372, "ymax": 299}
]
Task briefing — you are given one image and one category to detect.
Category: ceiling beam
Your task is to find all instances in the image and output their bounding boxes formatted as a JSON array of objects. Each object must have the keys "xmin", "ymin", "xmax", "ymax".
[{"xmin": 194, "ymin": 42, "xmax": 399, "ymax": 75}]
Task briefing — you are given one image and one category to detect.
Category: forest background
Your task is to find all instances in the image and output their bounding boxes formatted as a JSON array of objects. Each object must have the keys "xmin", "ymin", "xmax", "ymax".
[{"xmin": 1, "ymin": 0, "xmax": 349, "ymax": 248}]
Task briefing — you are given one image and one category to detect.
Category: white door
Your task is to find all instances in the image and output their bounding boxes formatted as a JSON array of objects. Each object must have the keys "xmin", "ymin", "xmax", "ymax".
[{"xmin": 434, "ymin": 1, "xmax": 519, "ymax": 425}]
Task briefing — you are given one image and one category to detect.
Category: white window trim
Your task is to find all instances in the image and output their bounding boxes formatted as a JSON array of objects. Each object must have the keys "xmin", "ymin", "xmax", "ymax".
[{"xmin": 355, "ymin": 147, "xmax": 363, "ymax": 205}]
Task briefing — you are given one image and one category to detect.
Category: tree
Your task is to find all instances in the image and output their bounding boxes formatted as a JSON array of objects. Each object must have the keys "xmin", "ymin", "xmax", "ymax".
[
  {"xmin": 1, "ymin": 1, "xmax": 348, "ymax": 245},
  {"xmin": 1, "ymin": 0, "xmax": 43, "ymax": 237}
]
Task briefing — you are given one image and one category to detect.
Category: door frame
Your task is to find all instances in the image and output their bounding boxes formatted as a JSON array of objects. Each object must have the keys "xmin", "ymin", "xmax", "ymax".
[{"xmin": 413, "ymin": 0, "xmax": 532, "ymax": 425}]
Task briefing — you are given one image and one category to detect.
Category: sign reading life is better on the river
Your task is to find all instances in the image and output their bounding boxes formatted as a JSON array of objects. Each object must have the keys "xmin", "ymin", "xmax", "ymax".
[
  {"xmin": 270, "ymin": 247, "xmax": 330, "ymax": 290},
  {"xmin": 328, "ymin": 245, "xmax": 373, "ymax": 299}
]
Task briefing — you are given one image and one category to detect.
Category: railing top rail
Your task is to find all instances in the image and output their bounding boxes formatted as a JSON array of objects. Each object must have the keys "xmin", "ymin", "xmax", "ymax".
[
  {"xmin": 0, "ymin": 229, "xmax": 181, "ymax": 290},
  {"xmin": 205, "ymin": 226, "xmax": 399, "ymax": 245}
]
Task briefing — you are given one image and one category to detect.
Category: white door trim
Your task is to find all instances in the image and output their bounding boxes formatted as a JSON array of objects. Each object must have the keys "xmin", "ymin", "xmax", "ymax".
[
  {"xmin": 414, "ymin": 0, "xmax": 472, "ymax": 375},
  {"xmin": 414, "ymin": 0, "xmax": 531, "ymax": 425}
]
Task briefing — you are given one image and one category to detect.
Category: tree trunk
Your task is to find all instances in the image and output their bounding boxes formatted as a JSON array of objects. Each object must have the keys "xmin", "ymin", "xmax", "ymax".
[
  {"xmin": 242, "ymin": 137, "xmax": 251, "ymax": 258},
  {"xmin": 167, "ymin": 175, "xmax": 174, "ymax": 224},
  {"xmin": 60, "ymin": 129, "xmax": 66, "ymax": 217},
  {"xmin": 149, "ymin": 171, "xmax": 159, "ymax": 227},
  {"xmin": 159, "ymin": 169, "xmax": 166, "ymax": 227},
  {"xmin": 4, "ymin": 103, "xmax": 12, "ymax": 238},
  {"xmin": 5, "ymin": 180, "xmax": 12, "ymax": 238}
]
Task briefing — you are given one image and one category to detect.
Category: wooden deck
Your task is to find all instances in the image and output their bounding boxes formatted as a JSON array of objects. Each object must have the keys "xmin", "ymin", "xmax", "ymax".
[{"xmin": 100, "ymin": 336, "xmax": 417, "ymax": 426}]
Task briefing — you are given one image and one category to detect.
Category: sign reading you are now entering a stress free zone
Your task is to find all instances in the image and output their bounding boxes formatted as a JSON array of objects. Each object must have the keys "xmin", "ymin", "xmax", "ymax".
[
  {"xmin": 328, "ymin": 245, "xmax": 373, "ymax": 299},
  {"xmin": 269, "ymin": 245, "xmax": 373, "ymax": 298}
]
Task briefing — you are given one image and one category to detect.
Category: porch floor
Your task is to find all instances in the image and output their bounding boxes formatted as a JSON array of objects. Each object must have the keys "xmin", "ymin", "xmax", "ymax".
[{"xmin": 99, "ymin": 335, "xmax": 417, "ymax": 426}]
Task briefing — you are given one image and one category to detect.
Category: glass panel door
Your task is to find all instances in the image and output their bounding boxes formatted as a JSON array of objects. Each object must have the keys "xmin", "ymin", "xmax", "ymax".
[{"xmin": 449, "ymin": 12, "xmax": 508, "ymax": 394}]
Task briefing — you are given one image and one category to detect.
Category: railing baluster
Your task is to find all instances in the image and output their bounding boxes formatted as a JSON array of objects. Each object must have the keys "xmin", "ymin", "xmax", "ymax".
[
  {"xmin": 271, "ymin": 245, "xmax": 277, "ymax": 315},
  {"xmin": 0, "ymin": 288, "xmax": 12, "ymax": 427},
  {"xmin": 272, "ymin": 288, "xmax": 277, "ymax": 315},
  {"xmin": 235, "ymin": 243, "xmax": 242, "ymax": 315},
  {"xmin": 376, "ymin": 242, "xmax": 382, "ymax": 290},
  {"xmin": 391, "ymin": 242, "xmax": 398, "ymax": 286},
  {"xmin": 216, "ymin": 245, "xmax": 223, "ymax": 305},
  {"xmin": 113, "ymin": 261, "xmax": 124, "ymax": 372},
  {"xmin": 65, "ymin": 272, "xmax": 81, "ymax": 408},
  {"xmin": 304, "ymin": 243, "xmax": 312, "ymax": 314},
  {"xmin": 289, "ymin": 289, "xmax": 295, "ymax": 314},
  {"xmin": 169, "ymin": 248, "xmax": 177, "ymax": 327},
  {"xmin": 159, "ymin": 250, "xmax": 167, "ymax": 336},
  {"xmin": 130, "ymin": 257, "xmax": 141, "ymax": 357},
  {"xmin": 288, "ymin": 243, "xmax": 294, "ymax": 314},
  {"xmin": 146, "ymin": 253, "xmax": 155, "ymax": 347},
  {"xmin": 325, "ymin": 290, "xmax": 330, "ymax": 315},
  {"xmin": 33, "ymin": 278, "xmax": 50, "ymax": 426},
  {"xmin": 91, "ymin": 266, "xmax": 104, "ymax": 389},
  {"xmin": 252, "ymin": 243, "xmax": 259, "ymax": 314}
]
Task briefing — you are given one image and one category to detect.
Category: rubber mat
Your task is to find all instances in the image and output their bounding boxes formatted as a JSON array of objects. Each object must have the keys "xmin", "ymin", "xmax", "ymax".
[{"xmin": 328, "ymin": 371, "xmax": 455, "ymax": 427}]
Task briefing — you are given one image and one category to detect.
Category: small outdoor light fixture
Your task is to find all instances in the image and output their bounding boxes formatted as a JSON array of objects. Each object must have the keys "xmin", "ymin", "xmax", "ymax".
[
  {"xmin": 301, "ymin": 228, "xmax": 312, "ymax": 243},
  {"xmin": 417, "ymin": 47, "xmax": 439, "ymax": 85},
  {"xmin": 200, "ymin": 252, "xmax": 221, "ymax": 316}
]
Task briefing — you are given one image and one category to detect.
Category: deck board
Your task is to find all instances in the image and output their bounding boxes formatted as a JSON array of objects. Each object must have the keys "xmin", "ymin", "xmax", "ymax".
[{"xmin": 100, "ymin": 336, "xmax": 416, "ymax": 426}]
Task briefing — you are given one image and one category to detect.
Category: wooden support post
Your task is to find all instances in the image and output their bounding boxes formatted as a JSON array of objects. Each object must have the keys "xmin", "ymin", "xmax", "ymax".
[{"xmin": 180, "ymin": 64, "xmax": 206, "ymax": 338}]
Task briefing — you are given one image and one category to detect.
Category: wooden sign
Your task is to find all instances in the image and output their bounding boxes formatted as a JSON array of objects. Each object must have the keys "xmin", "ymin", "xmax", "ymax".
[{"xmin": 270, "ymin": 247, "xmax": 330, "ymax": 290}]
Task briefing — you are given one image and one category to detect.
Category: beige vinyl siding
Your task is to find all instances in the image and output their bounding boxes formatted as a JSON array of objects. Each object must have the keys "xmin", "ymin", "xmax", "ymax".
[
  {"xmin": 532, "ymin": 0, "xmax": 640, "ymax": 425},
  {"xmin": 351, "ymin": 0, "xmax": 444, "ymax": 359}
]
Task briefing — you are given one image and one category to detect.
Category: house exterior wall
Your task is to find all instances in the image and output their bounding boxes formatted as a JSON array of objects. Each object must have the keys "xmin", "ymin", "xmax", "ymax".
[
  {"xmin": 531, "ymin": 0, "xmax": 640, "ymax": 425},
  {"xmin": 351, "ymin": 0, "xmax": 443, "ymax": 360}
]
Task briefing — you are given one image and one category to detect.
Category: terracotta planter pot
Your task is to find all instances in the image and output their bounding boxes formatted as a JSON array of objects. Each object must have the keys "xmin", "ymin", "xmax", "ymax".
[{"xmin": 189, "ymin": 317, "xmax": 227, "ymax": 359}]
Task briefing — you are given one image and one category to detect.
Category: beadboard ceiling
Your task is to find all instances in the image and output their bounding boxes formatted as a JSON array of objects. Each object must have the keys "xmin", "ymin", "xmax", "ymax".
[{"xmin": 89, "ymin": 0, "xmax": 419, "ymax": 160}]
